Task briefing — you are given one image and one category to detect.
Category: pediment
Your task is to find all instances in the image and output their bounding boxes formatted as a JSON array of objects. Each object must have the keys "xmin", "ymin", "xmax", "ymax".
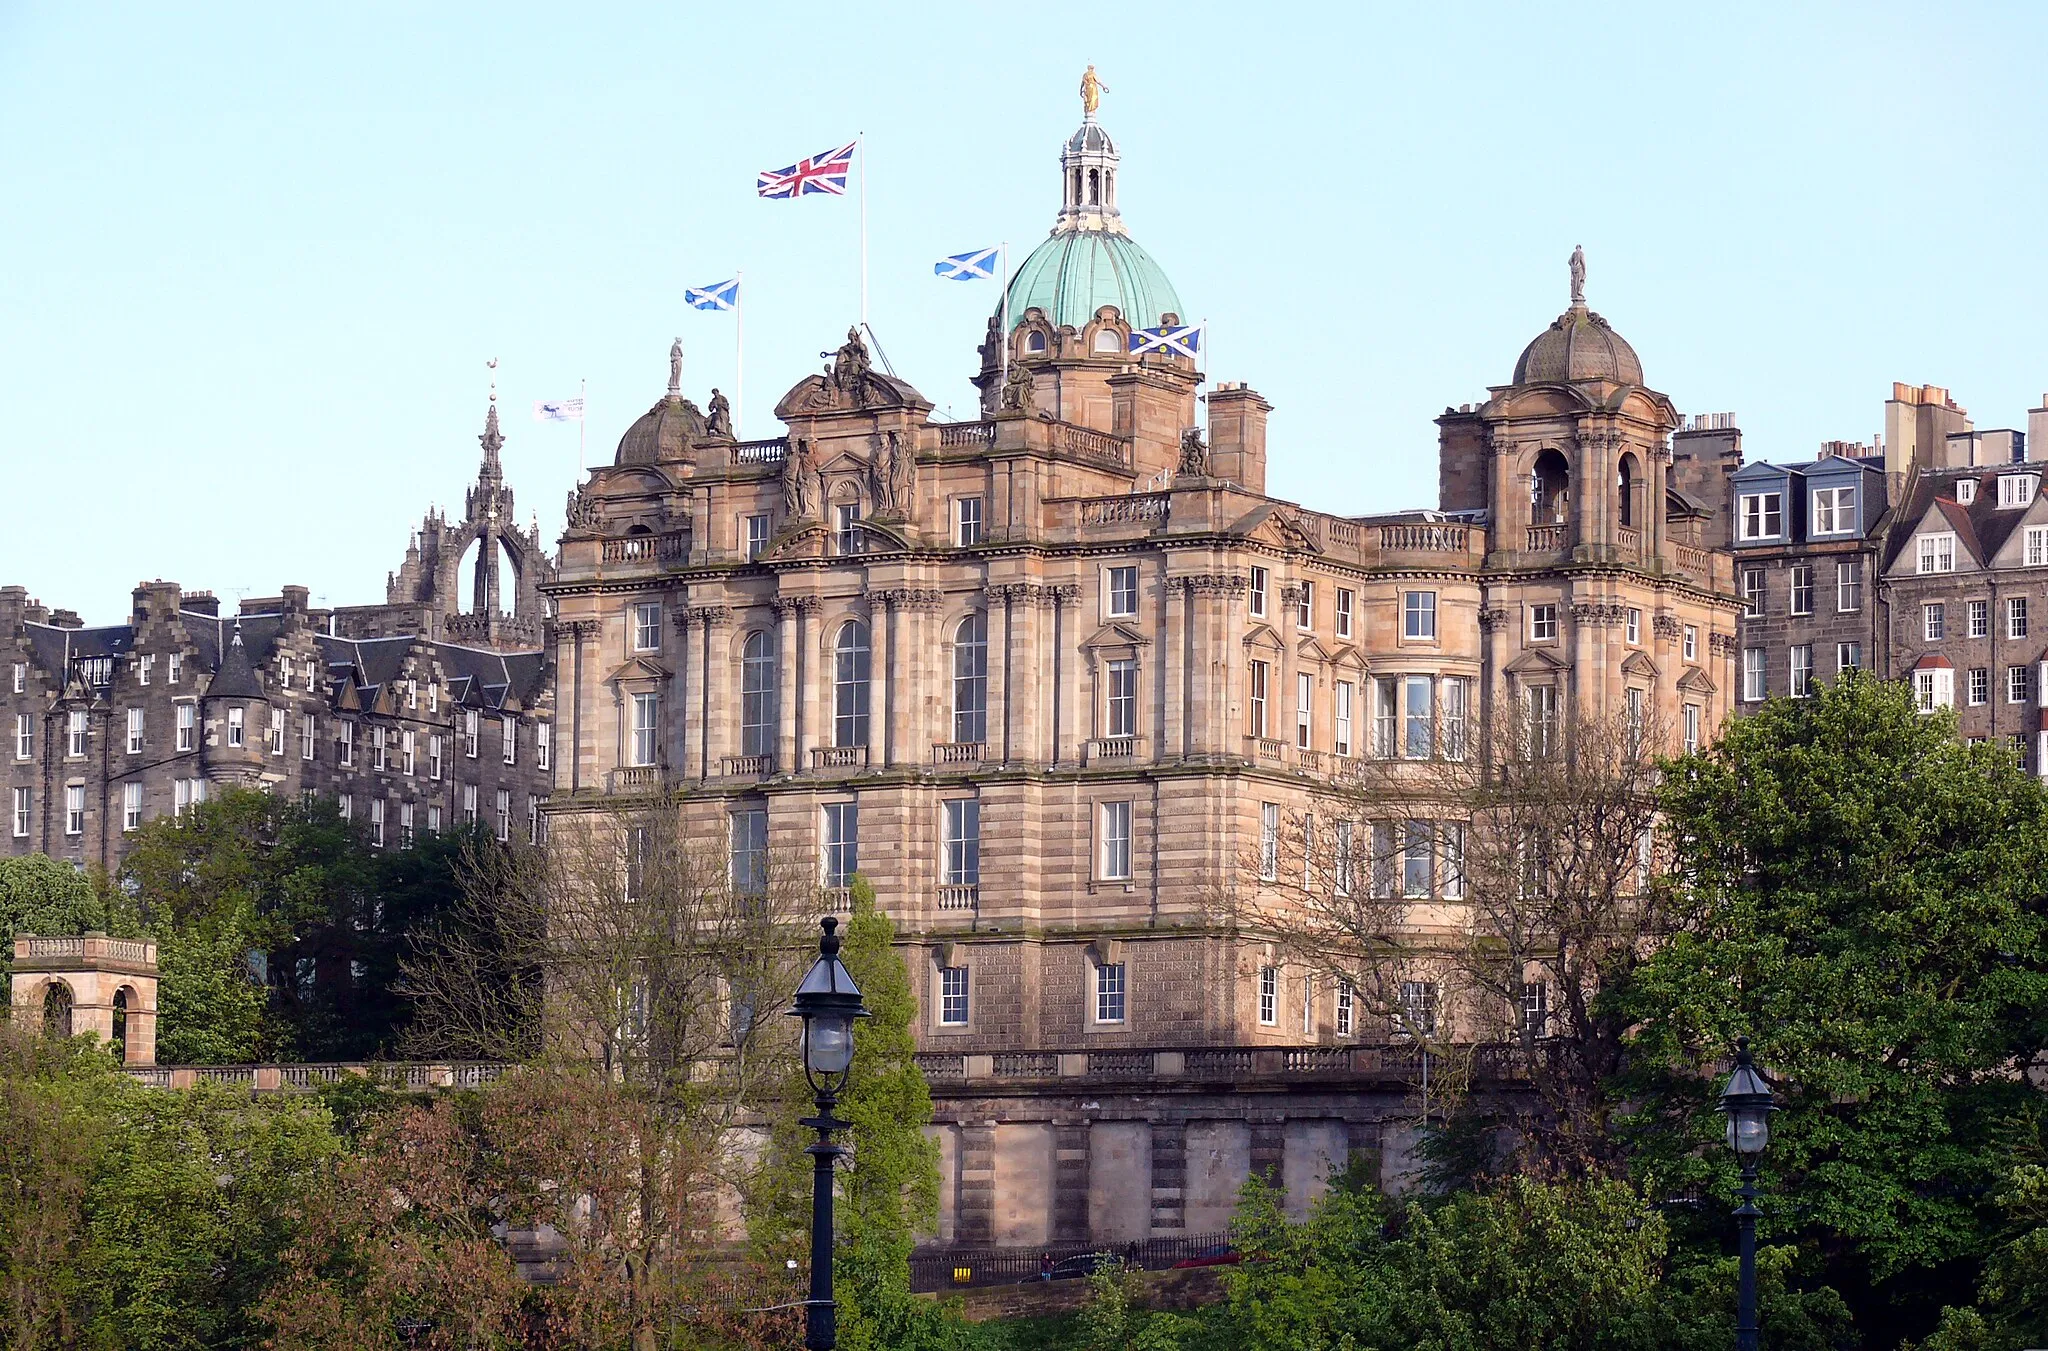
[
  {"xmin": 1081, "ymin": 621, "xmax": 1151, "ymax": 650},
  {"xmin": 1325, "ymin": 642, "xmax": 1369, "ymax": 672},
  {"xmin": 333, "ymin": 682, "xmax": 364, "ymax": 712},
  {"xmin": 1676, "ymin": 665, "xmax": 1718, "ymax": 695},
  {"xmin": 1621, "ymin": 650, "xmax": 1660, "ymax": 680},
  {"xmin": 1503, "ymin": 647, "xmax": 1568, "ymax": 675},
  {"xmin": 1885, "ymin": 501, "xmax": 1982, "ymax": 578},
  {"xmin": 1242, "ymin": 623, "xmax": 1285, "ymax": 653},
  {"xmin": 1295, "ymin": 634, "xmax": 1336, "ymax": 663},
  {"xmin": 761, "ymin": 521, "xmax": 832, "ymax": 562},
  {"xmin": 604, "ymin": 656, "xmax": 673, "ymax": 686}
]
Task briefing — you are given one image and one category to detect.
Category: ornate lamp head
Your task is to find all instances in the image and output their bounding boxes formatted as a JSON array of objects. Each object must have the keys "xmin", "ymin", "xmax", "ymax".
[
  {"xmin": 790, "ymin": 917, "xmax": 869, "ymax": 1096},
  {"xmin": 1717, "ymin": 1037, "xmax": 1777, "ymax": 1158}
]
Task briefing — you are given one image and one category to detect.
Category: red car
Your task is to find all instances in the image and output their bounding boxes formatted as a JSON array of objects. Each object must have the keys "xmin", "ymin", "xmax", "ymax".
[{"xmin": 1169, "ymin": 1242, "xmax": 1242, "ymax": 1269}]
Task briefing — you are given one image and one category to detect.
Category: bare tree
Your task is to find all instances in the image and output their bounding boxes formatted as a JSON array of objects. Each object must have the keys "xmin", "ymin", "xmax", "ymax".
[{"xmin": 1231, "ymin": 703, "xmax": 1669, "ymax": 1176}]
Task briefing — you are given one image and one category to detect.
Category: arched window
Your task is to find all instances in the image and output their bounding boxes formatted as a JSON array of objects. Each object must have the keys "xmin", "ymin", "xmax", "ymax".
[
  {"xmin": 1093, "ymin": 329, "xmax": 1121, "ymax": 353},
  {"xmin": 1616, "ymin": 452, "xmax": 1641, "ymax": 528},
  {"xmin": 111, "ymin": 987, "xmax": 129, "ymax": 1063},
  {"xmin": 1105, "ymin": 170, "xmax": 1115, "ymax": 207},
  {"xmin": 741, "ymin": 631, "xmax": 776, "ymax": 758},
  {"xmin": 1027, "ymin": 331, "xmax": 1048, "ymax": 353},
  {"xmin": 1531, "ymin": 449, "xmax": 1572, "ymax": 525},
  {"xmin": 953, "ymin": 613, "xmax": 988, "ymax": 744},
  {"xmin": 833, "ymin": 621, "xmax": 870, "ymax": 748},
  {"xmin": 42, "ymin": 982, "xmax": 72, "ymax": 1038},
  {"xmin": 1071, "ymin": 168, "xmax": 1083, "ymax": 206},
  {"xmin": 1088, "ymin": 168, "xmax": 1100, "ymax": 205}
]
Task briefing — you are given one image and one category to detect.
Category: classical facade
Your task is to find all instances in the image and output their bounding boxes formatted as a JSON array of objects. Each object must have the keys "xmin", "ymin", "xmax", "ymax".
[
  {"xmin": 547, "ymin": 84, "xmax": 1739, "ymax": 1243},
  {"xmin": 0, "ymin": 400, "xmax": 556, "ymax": 870}
]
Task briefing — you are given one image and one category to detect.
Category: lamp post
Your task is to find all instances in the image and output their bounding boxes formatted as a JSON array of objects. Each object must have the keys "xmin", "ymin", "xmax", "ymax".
[
  {"xmin": 1717, "ymin": 1037, "xmax": 1777, "ymax": 1351},
  {"xmin": 789, "ymin": 916, "xmax": 869, "ymax": 1351}
]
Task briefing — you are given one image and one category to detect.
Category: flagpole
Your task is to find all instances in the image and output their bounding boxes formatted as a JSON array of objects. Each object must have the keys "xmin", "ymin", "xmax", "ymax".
[
  {"xmin": 735, "ymin": 269, "xmax": 745, "ymax": 440},
  {"xmin": 577, "ymin": 376, "xmax": 587, "ymax": 472},
  {"xmin": 858, "ymin": 131, "xmax": 868, "ymax": 328},
  {"xmin": 999, "ymin": 241, "xmax": 1010, "ymax": 405}
]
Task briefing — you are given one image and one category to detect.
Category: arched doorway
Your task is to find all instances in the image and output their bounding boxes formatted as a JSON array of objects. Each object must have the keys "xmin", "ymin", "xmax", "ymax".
[{"xmin": 42, "ymin": 981, "xmax": 73, "ymax": 1038}]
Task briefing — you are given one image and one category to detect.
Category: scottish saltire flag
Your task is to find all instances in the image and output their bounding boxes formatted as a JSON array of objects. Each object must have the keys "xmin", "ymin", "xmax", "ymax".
[
  {"xmin": 685, "ymin": 278, "xmax": 740, "ymax": 311},
  {"xmin": 532, "ymin": 398, "xmax": 584, "ymax": 423},
  {"xmin": 1129, "ymin": 323, "xmax": 1203, "ymax": 358},
  {"xmin": 757, "ymin": 141, "xmax": 857, "ymax": 198},
  {"xmin": 934, "ymin": 247, "xmax": 1000, "ymax": 281}
]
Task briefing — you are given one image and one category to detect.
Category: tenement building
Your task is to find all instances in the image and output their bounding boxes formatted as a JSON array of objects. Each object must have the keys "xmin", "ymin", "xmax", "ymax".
[
  {"xmin": 1726, "ymin": 382, "xmax": 2048, "ymax": 769},
  {"xmin": 547, "ymin": 81, "xmax": 1740, "ymax": 1245},
  {"xmin": 1, "ymin": 400, "xmax": 556, "ymax": 870}
]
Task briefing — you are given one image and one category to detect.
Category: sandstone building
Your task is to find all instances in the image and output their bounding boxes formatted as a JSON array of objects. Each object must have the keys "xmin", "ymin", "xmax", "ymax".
[
  {"xmin": 0, "ymin": 401, "xmax": 556, "ymax": 870},
  {"xmin": 545, "ymin": 86, "xmax": 1740, "ymax": 1243}
]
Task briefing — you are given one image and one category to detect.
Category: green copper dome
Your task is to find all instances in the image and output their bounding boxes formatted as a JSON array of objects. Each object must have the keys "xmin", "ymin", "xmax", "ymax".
[{"xmin": 1003, "ymin": 229, "xmax": 1185, "ymax": 332}]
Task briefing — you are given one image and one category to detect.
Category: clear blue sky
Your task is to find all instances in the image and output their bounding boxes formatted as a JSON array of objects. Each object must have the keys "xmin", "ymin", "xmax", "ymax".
[{"xmin": 5, "ymin": 2, "xmax": 2046, "ymax": 622}]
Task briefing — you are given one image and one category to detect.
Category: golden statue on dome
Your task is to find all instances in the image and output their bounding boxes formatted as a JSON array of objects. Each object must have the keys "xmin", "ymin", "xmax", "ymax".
[{"xmin": 1080, "ymin": 64, "xmax": 1108, "ymax": 117}]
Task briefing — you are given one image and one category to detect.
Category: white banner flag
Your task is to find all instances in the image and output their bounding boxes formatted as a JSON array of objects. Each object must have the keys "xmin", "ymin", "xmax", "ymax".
[{"xmin": 533, "ymin": 397, "xmax": 585, "ymax": 423}]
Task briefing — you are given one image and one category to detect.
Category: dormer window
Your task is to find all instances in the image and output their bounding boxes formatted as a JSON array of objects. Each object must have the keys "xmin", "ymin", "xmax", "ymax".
[
  {"xmin": 1957, "ymin": 478, "xmax": 1979, "ymax": 505},
  {"xmin": 1917, "ymin": 532, "xmax": 1958, "ymax": 574},
  {"xmin": 1093, "ymin": 329, "xmax": 1120, "ymax": 353},
  {"xmin": 1811, "ymin": 485, "xmax": 1856, "ymax": 535},
  {"xmin": 1738, "ymin": 491, "xmax": 1783, "ymax": 541},
  {"xmin": 1027, "ymin": 331, "xmax": 1047, "ymax": 353},
  {"xmin": 1998, "ymin": 473, "xmax": 2038, "ymax": 508}
]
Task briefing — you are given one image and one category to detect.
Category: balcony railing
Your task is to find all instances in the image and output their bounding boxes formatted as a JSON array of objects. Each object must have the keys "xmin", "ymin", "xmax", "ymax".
[
  {"xmin": 937, "ymin": 884, "xmax": 979, "ymax": 911},
  {"xmin": 13, "ymin": 934, "xmax": 157, "ymax": 966},
  {"xmin": 728, "ymin": 438, "xmax": 787, "ymax": 465},
  {"xmin": 1380, "ymin": 523, "xmax": 1470, "ymax": 552},
  {"xmin": 608, "ymin": 765, "xmax": 663, "ymax": 793},
  {"xmin": 1081, "ymin": 493, "xmax": 1169, "ymax": 527},
  {"xmin": 1676, "ymin": 543, "xmax": 1712, "ymax": 577},
  {"xmin": 602, "ymin": 533, "xmax": 687, "ymax": 564},
  {"xmin": 811, "ymin": 745, "xmax": 869, "ymax": 770},
  {"xmin": 721, "ymin": 754, "xmax": 771, "ymax": 777},
  {"xmin": 938, "ymin": 421, "xmax": 996, "ymax": 448},
  {"xmin": 1327, "ymin": 520, "xmax": 1361, "ymax": 549},
  {"xmin": 1086, "ymin": 735, "xmax": 1141, "ymax": 763},
  {"xmin": 1526, "ymin": 524, "xmax": 1565, "ymax": 552},
  {"xmin": 1617, "ymin": 526, "xmax": 1643, "ymax": 553},
  {"xmin": 1246, "ymin": 736, "xmax": 1287, "ymax": 765},
  {"xmin": 931, "ymin": 741, "xmax": 985, "ymax": 765},
  {"xmin": 1047, "ymin": 420, "xmax": 1133, "ymax": 469}
]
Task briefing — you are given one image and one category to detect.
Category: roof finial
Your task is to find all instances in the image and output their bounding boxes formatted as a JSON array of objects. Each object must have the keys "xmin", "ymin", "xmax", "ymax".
[
  {"xmin": 668, "ymin": 337, "xmax": 683, "ymax": 396},
  {"xmin": 1568, "ymin": 245, "xmax": 1586, "ymax": 307},
  {"xmin": 487, "ymin": 356, "xmax": 498, "ymax": 402},
  {"xmin": 1080, "ymin": 64, "xmax": 1107, "ymax": 119}
]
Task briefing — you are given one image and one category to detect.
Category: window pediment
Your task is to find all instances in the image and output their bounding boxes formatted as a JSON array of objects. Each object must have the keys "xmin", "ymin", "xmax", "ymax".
[
  {"xmin": 1242, "ymin": 623, "xmax": 1286, "ymax": 653},
  {"xmin": 604, "ymin": 656, "xmax": 673, "ymax": 690},
  {"xmin": 1080, "ymin": 621, "xmax": 1151, "ymax": 651},
  {"xmin": 1620, "ymin": 650, "xmax": 1660, "ymax": 680},
  {"xmin": 1503, "ymin": 647, "xmax": 1568, "ymax": 676},
  {"xmin": 1676, "ymin": 665, "xmax": 1718, "ymax": 695}
]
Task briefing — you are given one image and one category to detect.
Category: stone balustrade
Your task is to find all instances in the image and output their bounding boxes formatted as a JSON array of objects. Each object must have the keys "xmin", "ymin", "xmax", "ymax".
[
  {"xmin": 15, "ymin": 933, "xmax": 156, "ymax": 966},
  {"xmin": 601, "ymin": 533, "xmax": 688, "ymax": 565}
]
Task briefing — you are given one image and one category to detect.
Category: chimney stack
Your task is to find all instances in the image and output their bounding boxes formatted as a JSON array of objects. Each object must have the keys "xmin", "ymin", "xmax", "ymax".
[{"xmin": 1207, "ymin": 383, "xmax": 1273, "ymax": 494}]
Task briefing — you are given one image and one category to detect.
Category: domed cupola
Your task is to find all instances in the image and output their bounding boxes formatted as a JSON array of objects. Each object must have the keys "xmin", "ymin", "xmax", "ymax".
[
  {"xmin": 1511, "ymin": 246, "xmax": 1645, "ymax": 387},
  {"xmin": 1000, "ymin": 68, "xmax": 1186, "ymax": 335},
  {"xmin": 615, "ymin": 338, "xmax": 707, "ymax": 466}
]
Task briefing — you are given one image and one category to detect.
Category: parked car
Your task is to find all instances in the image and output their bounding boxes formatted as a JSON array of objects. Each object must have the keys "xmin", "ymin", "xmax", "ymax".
[
  {"xmin": 1032, "ymin": 1251, "xmax": 1120, "ymax": 1282},
  {"xmin": 1170, "ymin": 1242, "xmax": 1241, "ymax": 1269}
]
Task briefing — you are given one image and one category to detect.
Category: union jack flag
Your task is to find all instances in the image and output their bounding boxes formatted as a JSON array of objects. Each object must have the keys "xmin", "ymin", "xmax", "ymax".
[{"xmin": 757, "ymin": 140, "xmax": 857, "ymax": 199}]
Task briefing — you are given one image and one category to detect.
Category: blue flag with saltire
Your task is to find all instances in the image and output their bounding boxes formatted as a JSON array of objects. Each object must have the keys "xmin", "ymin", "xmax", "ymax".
[
  {"xmin": 532, "ymin": 397, "xmax": 584, "ymax": 423},
  {"xmin": 685, "ymin": 278, "xmax": 740, "ymax": 311},
  {"xmin": 934, "ymin": 247, "xmax": 1001, "ymax": 281},
  {"xmin": 1129, "ymin": 323, "xmax": 1202, "ymax": 358}
]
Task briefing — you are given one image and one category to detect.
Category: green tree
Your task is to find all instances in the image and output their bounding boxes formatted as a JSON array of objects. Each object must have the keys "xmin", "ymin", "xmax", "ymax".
[
  {"xmin": 74, "ymin": 1082, "xmax": 340, "ymax": 1350},
  {"xmin": 0, "ymin": 855, "xmax": 109, "ymax": 984},
  {"xmin": 1623, "ymin": 675, "xmax": 2048, "ymax": 1312},
  {"xmin": 0, "ymin": 1023, "xmax": 111, "ymax": 1351}
]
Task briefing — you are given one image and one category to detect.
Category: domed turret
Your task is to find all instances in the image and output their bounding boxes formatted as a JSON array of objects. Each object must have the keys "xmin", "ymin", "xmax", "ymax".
[
  {"xmin": 1511, "ymin": 246, "xmax": 1645, "ymax": 387},
  {"xmin": 615, "ymin": 338, "xmax": 706, "ymax": 465},
  {"xmin": 1000, "ymin": 68, "xmax": 1186, "ymax": 333}
]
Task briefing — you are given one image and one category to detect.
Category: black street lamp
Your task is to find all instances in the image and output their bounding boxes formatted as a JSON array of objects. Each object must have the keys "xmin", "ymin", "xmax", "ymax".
[
  {"xmin": 789, "ymin": 916, "xmax": 869, "ymax": 1351},
  {"xmin": 1717, "ymin": 1037, "xmax": 1777, "ymax": 1351}
]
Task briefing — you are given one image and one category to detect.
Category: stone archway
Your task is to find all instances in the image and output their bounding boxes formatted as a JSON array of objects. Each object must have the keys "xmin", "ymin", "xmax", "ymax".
[{"xmin": 42, "ymin": 980, "xmax": 73, "ymax": 1037}]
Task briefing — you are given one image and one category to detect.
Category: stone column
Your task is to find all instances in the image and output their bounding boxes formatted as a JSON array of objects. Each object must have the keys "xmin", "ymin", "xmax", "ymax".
[
  {"xmin": 1279, "ymin": 583, "xmax": 1303, "ymax": 749},
  {"xmin": 871, "ymin": 590, "xmax": 899, "ymax": 767},
  {"xmin": 986, "ymin": 585, "xmax": 1013, "ymax": 761},
  {"xmin": 1050, "ymin": 585, "xmax": 1082, "ymax": 764},
  {"xmin": 672, "ymin": 606, "xmax": 699, "ymax": 779},
  {"xmin": 697, "ymin": 606, "xmax": 732, "ymax": 776},
  {"xmin": 1221, "ymin": 573, "xmax": 1250, "ymax": 754},
  {"xmin": 773, "ymin": 598, "xmax": 799, "ymax": 775},
  {"xmin": 1008, "ymin": 585, "xmax": 1044, "ymax": 763},
  {"xmin": 1162, "ymin": 577, "xmax": 1189, "ymax": 760},
  {"xmin": 795, "ymin": 597, "xmax": 822, "ymax": 770}
]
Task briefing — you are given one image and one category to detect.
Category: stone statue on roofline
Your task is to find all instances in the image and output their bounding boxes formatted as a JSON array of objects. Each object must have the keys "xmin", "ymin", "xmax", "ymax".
[
  {"xmin": 706, "ymin": 388, "xmax": 732, "ymax": 438},
  {"xmin": 1178, "ymin": 426, "xmax": 1210, "ymax": 478},
  {"xmin": 1569, "ymin": 245, "xmax": 1586, "ymax": 306}
]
